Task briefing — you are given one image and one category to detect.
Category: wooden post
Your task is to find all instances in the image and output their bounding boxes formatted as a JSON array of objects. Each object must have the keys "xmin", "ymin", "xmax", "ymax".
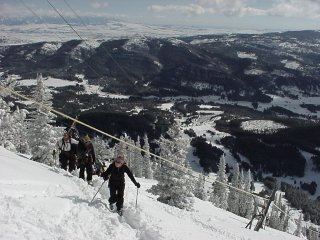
[{"xmin": 254, "ymin": 189, "xmax": 276, "ymax": 232}]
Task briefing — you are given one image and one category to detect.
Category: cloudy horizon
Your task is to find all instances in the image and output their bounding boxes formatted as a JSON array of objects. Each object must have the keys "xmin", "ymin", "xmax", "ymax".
[{"xmin": 0, "ymin": 0, "xmax": 319, "ymax": 31}]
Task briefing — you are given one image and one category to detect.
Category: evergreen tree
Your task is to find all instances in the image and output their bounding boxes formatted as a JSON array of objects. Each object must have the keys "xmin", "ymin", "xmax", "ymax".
[
  {"xmin": 227, "ymin": 163, "xmax": 240, "ymax": 215},
  {"xmin": 238, "ymin": 169, "xmax": 247, "ymax": 217},
  {"xmin": 210, "ymin": 155, "xmax": 228, "ymax": 210},
  {"xmin": 28, "ymin": 73, "xmax": 57, "ymax": 165},
  {"xmin": 114, "ymin": 136, "xmax": 126, "ymax": 158},
  {"xmin": 237, "ymin": 169, "xmax": 254, "ymax": 218},
  {"xmin": 194, "ymin": 172, "xmax": 207, "ymax": 200},
  {"xmin": 143, "ymin": 133, "xmax": 153, "ymax": 179},
  {"xmin": 308, "ymin": 226, "xmax": 319, "ymax": 240},
  {"xmin": 277, "ymin": 194, "xmax": 287, "ymax": 231},
  {"xmin": 149, "ymin": 125, "xmax": 194, "ymax": 210},
  {"xmin": 11, "ymin": 106, "xmax": 30, "ymax": 154},
  {"xmin": 92, "ymin": 135, "xmax": 113, "ymax": 162},
  {"xmin": 243, "ymin": 169, "xmax": 254, "ymax": 218},
  {"xmin": 0, "ymin": 77, "xmax": 32, "ymax": 154},
  {"xmin": 0, "ymin": 100, "xmax": 15, "ymax": 151},
  {"xmin": 294, "ymin": 213, "xmax": 303, "ymax": 237},
  {"xmin": 281, "ymin": 205, "xmax": 290, "ymax": 233},
  {"xmin": 269, "ymin": 193, "xmax": 281, "ymax": 229},
  {"xmin": 133, "ymin": 136, "xmax": 143, "ymax": 178},
  {"xmin": 0, "ymin": 75, "xmax": 21, "ymax": 151},
  {"xmin": 127, "ymin": 138, "xmax": 135, "ymax": 168}
]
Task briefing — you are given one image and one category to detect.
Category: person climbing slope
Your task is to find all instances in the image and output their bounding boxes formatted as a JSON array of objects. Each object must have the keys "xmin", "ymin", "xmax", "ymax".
[
  {"xmin": 101, "ymin": 155, "xmax": 140, "ymax": 215},
  {"xmin": 77, "ymin": 134, "xmax": 95, "ymax": 185},
  {"xmin": 55, "ymin": 131, "xmax": 78, "ymax": 172}
]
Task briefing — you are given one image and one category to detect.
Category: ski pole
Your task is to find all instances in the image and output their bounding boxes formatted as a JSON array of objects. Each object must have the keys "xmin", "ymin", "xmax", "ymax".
[
  {"xmin": 90, "ymin": 180, "xmax": 106, "ymax": 204},
  {"xmin": 135, "ymin": 188, "xmax": 139, "ymax": 208}
]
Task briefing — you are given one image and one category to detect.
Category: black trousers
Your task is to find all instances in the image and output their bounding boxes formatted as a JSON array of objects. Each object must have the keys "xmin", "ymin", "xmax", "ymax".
[
  {"xmin": 109, "ymin": 183, "xmax": 125, "ymax": 211},
  {"xmin": 59, "ymin": 152, "xmax": 76, "ymax": 172},
  {"xmin": 79, "ymin": 161, "xmax": 93, "ymax": 181}
]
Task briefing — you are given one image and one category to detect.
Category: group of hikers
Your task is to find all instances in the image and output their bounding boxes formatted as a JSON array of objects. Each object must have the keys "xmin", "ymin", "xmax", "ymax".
[
  {"xmin": 55, "ymin": 130, "xmax": 97, "ymax": 183},
  {"xmin": 54, "ymin": 129, "xmax": 140, "ymax": 215}
]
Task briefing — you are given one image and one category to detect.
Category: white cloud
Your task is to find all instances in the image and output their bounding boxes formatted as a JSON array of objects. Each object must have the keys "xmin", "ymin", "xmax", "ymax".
[
  {"xmin": 0, "ymin": 3, "xmax": 29, "ymax": 17},
  {"xmin": 0, "ymin": 2, "xmax": 114, "ymax": 20},
  {"xmin": 268, "ymin": 0, "xmax": 320, "ymax": 19},
  {"xmin": 148, "ymin": 4, "xmax": 215, "ymax": 15},
  {"xmin": 148, "ymin": 1, "xmax": 264, "ymax": 17},
  {"xmin": 148, "ymin": 0, "xmax": 320, "ymax": 18},
  {"xmin": 91, "ymin": 1, "xmax": 109, "ymax": 9}
]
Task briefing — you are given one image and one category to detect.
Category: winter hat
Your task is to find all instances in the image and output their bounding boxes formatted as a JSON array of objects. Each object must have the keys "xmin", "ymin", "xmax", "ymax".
[
  {"xmin": 115, "ymin": 155, "xmax": 124, "ymax": 164},
  {"xmin": 82, "ymin": 135, "xmax": 90, "ymax": 143}
]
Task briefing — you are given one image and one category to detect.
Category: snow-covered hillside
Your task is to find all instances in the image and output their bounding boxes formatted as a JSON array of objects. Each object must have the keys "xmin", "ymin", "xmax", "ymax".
[{"xmin": 0, "ymin": 147, "xmax": 301, "ymax": 240}]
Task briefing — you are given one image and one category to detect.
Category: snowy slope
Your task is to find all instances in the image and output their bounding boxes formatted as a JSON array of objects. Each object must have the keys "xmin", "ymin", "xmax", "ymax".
[{"xmin": 0, "ymin": 147, "xmax": 301, "ymax": 240}]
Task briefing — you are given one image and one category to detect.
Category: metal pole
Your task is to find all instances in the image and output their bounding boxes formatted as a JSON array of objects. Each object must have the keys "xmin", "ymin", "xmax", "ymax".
[
  {"xmin": 135, "ymin": 188, "xmax": 139, "ymax": 208},
  {"xmin": 90, "ymin": 180, "xmax": 106, "ymax": 204},
  {"xmin": 254, "ymin": 189, "xmax": 276, "ymax": 231}
]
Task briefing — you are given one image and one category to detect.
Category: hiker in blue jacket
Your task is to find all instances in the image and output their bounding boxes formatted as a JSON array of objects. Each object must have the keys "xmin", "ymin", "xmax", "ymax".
[{"xmin": 101, "ymin": 155, "xmax": 140, "ymax": 214}]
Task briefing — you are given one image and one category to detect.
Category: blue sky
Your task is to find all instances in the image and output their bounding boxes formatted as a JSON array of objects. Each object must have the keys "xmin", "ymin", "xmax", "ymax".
[{"xmin": 1, "ymin": 0, "xmax": 319, "ymax": 31}]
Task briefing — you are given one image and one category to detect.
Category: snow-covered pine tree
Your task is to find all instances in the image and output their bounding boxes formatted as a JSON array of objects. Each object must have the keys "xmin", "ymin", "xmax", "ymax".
[
  {"xmin": 238, "ymin": 169, "xmax": 246, "ymax": 217},
  {"xmin": 11, "ymin": 106, "xmax": 30, "ymax": 154},
  {"xmin": 268, "ymin": 193, "xmax": 281, "ymax": 230},
  {"xmin": 0, "ymin": 99, "xmax": 15, "ymax": 151},
  {"xmin": 227, "ymin": 163, "xmax": 240, "ymax": 215},
  {"xmin": 0, "ymin": 76, "xmax": 20, "ymax": 151},
  {"xmin": 307, "ymin": 226, "xmax": 319, "ymax": 240},
  {"xmin": 281, "ymin": 205, "xmax": 290, "ymax": 233},
  {"xmin": 122, "ymin": 135, "xmax": 131, "ymax": 164},
  {"xmin": 243, "ymin": 169, "xmax": 254, "ymax": 218},
  {"xmin": 277, "ymin": 194, "xmax": 288, "ymax": 232},
  {"xmin": 133, "ymin": 136, "xmax": 143, "ymax": 178},
  {"xmin": 194, "ymin": 172, "xmax": 207, "ymax": 200},
  {"xmin": 114, "ymin": 135, "xmax": 126, "ymax": 158},
  {"xmin": 27, "ymin": 73, "xmax": 57, "ymax": 165},
  {"xmin": 149, "ymin": 125, "xmax": 194, "ymax": 210},
  {"xmin": 237, "ymin": 169, "xmax": 254, "ymax": 218},
  {"xmin": 294, "ymin": 213, "xmax": 303, "ymax": 237},
  {"xmin": 0, "ymin": 77, "xmax": 29, "ymax": 154},
  {"xmin": 209, "ymin": 155, "xmax": 228, "ymax": 210},
  {"xmin": 92, "ymin": 135, "xmax": 113, "ymax": 163},
  {"xmin": 126, "ymin": 138, "xmax": 135, "ymax": 168},
  {"xmin": 143, "ymin": 133, "xmax": 153, "ymax": 179}
]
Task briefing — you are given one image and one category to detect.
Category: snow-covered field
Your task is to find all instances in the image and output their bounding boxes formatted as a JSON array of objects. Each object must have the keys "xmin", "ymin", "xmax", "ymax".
[
  {"xmin": 19, "ymin": 77, "xmax": 78, "ymax": 88},
  {"xmin": 161, "ymin": 93, "xmax": 320, "ymax": 118},
  {"xmin": 18, "ymin": 77, "xmax": 130, "ymax": 99},
  {"xmin": 241, "ymin": 120, "xmax": 287, "ymax": 133},
  {"xmin": 0, "ymin": 147, "xmax": 301, "ymax": 240},
  {"xmin": 0, "ymin": 23, "xmax": 266, "ymax": 46}
]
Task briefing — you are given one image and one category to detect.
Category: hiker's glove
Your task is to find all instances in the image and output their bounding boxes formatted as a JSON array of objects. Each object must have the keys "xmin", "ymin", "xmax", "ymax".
[
  {"xmin": 135, "ymin": 182, "xmax": 141, "ymax": 188},
  {"xmin": 102, "ymin": 175, "xmax": 109, "ymax": 181}
]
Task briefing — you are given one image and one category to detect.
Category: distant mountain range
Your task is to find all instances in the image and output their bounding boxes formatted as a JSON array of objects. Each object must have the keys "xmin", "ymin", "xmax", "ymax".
[{"xmin": 1, "ymin": 30, "xmax": 320, "ymax": 101}]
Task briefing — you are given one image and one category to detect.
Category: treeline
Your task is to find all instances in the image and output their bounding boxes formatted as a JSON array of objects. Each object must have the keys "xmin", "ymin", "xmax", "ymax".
[
  {"xmin": 281, "ymin": 182, "xmax": 320, "ymax": 224},
  {"xmin": 190, "ymin": 136, "xmax": 224, "ymax": 172},
  {"xmin": 218, "ymin": 119, "xmax": 320, "ymax": 177},
  {"xmin": 221, "ymin": 136, "xmax": 306, "ymax": 177}
]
